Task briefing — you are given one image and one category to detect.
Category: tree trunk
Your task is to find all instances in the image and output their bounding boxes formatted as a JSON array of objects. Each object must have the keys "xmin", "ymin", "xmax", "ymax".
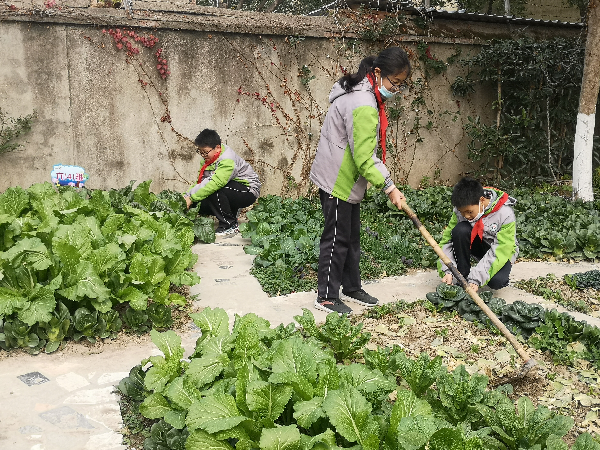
[{"xmin": 573, "ymin": 0, "xmax": 600, "ymax": 201}]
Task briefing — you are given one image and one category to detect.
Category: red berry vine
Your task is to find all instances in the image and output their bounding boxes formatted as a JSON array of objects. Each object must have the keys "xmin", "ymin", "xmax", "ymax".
[
  {"xmin": 103, "ymin": 28, "xmax": 170, "ymax": 79},
  {"xmin": 155, "ymin": 48, "xmax": 169, "ymax": 79},
  {"xmin": 237, "ymin": 87, "xmax": 278, "ymax": 115},
  {"xmin": 89, "ymin": 27, "xmax": 191, "ymax": 186}
]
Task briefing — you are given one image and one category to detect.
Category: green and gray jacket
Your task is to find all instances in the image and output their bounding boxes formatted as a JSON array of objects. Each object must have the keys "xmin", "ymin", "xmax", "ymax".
[
  {"xmin": 185, "ymin": 144, "xmax": 260, "ymax": 202},
  {"xmin": 437, "ymin": 187, "xmax": 519, "ymax": 286},
  {"xmin": 310, "ymin": 77, "xmax": 395, "ymax": 203}
]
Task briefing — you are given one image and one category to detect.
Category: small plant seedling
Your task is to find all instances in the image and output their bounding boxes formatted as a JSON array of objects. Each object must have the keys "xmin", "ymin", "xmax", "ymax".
[{"xmin": 435, "ymin": 328, "xmax": 449, "ymax": 337}]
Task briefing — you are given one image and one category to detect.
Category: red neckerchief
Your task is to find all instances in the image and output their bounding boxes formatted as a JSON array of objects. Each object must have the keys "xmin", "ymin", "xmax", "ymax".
[
  {"xmin": 366, "ymin": 73, "xmax": 388, "ymax": 164},
  {"xmin": 470, "ymin": 191, "xmax": 509, "ymax": 247},
  {"xmin": 197, "ymin": 148, "xmax": 222, "ymax": 184}
]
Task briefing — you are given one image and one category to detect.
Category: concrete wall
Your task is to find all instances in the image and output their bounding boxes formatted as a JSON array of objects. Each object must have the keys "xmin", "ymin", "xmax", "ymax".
[{"xmin": 0, "ymin": 1, "xmax": 583, "ymax": 195}]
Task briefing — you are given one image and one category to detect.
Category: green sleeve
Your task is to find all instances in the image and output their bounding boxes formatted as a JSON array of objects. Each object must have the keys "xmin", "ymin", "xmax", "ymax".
[
  {"xmin": 487, "ymin": 220, "xmax": 517, "ymax": 280},
  {"xmin": 351, "ymin": 106, "xmax": 386, "ymax": 188},
  {"xmin": 439, "ymin": 212, "xmax": 458, "ymax": 247},
  {"xmin": 189, "ymin": 158, "xmax": 235, "ymax": 202},
  {"xmin": 437, "ymin": 212, "xmax": 458, "ymax": 277}
]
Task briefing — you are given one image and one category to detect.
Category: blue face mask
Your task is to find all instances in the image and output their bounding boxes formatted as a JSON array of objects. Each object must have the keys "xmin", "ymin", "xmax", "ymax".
[
  {"xmin": 379, "ymin": 85, "xmax": 395, "ymax": 100},
  {"xmin": 378, "ymin": 75, "xmax": 396, "ymax": 101}
]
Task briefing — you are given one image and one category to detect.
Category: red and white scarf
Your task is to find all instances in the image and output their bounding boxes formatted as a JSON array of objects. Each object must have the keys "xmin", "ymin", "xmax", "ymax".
[
  {"xmin": 366, "ymin": 73, "xmax": 388, "ymax": 164},
  {"xmin": 197, "ymin": 148, "xmax": 222, "ymax": 184},
  {"xmin": 470, "ymin": 191, "xmax": 509, "ymax": 247}
]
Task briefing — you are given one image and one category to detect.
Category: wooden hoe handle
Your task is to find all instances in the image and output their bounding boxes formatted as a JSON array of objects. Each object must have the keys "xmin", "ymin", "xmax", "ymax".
[{"xmin": 400, "ymin": 201, "xmax": 536, "ymax": 373}]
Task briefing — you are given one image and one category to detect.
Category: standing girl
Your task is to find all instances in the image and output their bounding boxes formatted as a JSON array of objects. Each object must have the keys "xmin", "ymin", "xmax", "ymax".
[{"xmin": 310, "ymin": 46, "xmax": 411, "ymax": 315}]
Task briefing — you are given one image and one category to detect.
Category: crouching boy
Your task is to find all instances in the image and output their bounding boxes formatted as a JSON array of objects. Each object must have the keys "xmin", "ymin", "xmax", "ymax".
[
  {"xmin": 183, "ymin": 129, "xmax": 261, "ymax": 236},
  {"xmin": 438, "ymin": 177, "xmax": 518, "ymax": 292}
]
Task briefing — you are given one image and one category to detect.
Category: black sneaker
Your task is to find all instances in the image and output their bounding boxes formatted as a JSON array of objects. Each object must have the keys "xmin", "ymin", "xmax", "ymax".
[
  {"xmin": 341, "ymin": 288, "xmax": 379, "ymax": 307},
  {"xmin": 314, "ymin": 297, "xmax": 353, "ymax": 316},
  {"xmin": 215, "ymin": 225, "xmax": 239, "ymax": 237}
]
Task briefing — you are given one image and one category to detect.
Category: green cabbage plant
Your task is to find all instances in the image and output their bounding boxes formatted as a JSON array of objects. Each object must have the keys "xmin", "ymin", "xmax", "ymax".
[
  {"xmin": 36, "ymin": 301, "xmax": 71, "ymax": 353},
  {"xmin": 143, "ymin": 420, "xmax": 189, "ymax": 450},
  {"xmin": 118, "ymin": 364, "xmax": 148, "ymax": 402},
  {"xmin": 147, "ymin": 303, "xmax": 173, "ymax": 330},
  {"xmin": 73, "ymin": 307, "xmax": 106, "ymax": 343},
  {"xmin": 124, "ymin": 306, "xmax": 150, "ymax": 334},
  {"xmin": 0, "ymin": 318, "xmax": 44, "ymax": 353},
  {"xmin": 426, "ymin": 283, "xmax": 467, "ymax": 309},
  {"xmin": 502, "ymin": 301, "xmax": 545, "ymax": 338},
  {"xmin": 99, "ymin": 309, "xmax": 123, "ymax": 339}
]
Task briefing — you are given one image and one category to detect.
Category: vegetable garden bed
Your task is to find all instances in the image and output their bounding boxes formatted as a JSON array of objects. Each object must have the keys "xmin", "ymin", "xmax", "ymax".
[
  {"xmin": 515, "ymin": 272, "xmax": 600, "ymax": 317},
  {"xmin": 0, "ymin": 181, "xmax": 213, "ymax": 355},
  {"xmin": 359, "ymin": 301, "xmax": 600, "ymax": 442},
  {"xmin": 116, "ymin": 303, "xmax": 600, "ymax": 450},
  {"xmin": 3, "ymin": 180, "xmax": 600, "ymax": 448}
]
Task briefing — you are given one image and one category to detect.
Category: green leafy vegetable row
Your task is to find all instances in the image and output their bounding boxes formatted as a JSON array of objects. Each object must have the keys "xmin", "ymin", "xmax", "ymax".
[
  {"xmin": 109, "ymin": 180, "xmax": 216, "ymax": 244},
  {"xmin": 530, "ymin": 308, "xmax": 600, "ymax": 369},
  {"xmin": 426, "ymin": 284, "xmax": 545, "ymax": 339},
  {"xmin": 118, "ymin": 307, "xmax": 599, "ymax": 450},
  {"xmin": 240, "ymin": 195, "xmax": 323, "ymax": 295},
  {"xmin": 0, "ymin": 181, "xmax": 202, "ymax": 353},
  {"xmin": 564, "ymin": 269, "xmax": 600, "ymax": 290},
  {"xmin": 0, "ymin": 300, "xmax": 174, "ymax": 354},
  {"xmin": 513, "ymin": 191, "xmax": 600, "ymax": 261},
  {"xmin": 516, "ymin": 274, "xmax": 592, "ymax": 314},
  {"xmin": 241, "ymin": 187, "xmax": 453, "ymax": 296},
  {"xmin": 426, "ymin": 284, "xmax": 600, "ymax": 369}
]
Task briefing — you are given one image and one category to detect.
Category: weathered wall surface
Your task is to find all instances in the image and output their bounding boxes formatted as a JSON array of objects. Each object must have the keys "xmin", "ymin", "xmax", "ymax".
[{"xmin": 0, "ymin": 1, "xmax": 583, "ymax": 194}]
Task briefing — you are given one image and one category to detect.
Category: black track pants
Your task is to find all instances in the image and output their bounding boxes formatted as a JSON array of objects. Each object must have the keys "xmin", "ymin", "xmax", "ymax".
[
  {"xmin": 198, "ymin": 180, "xmax": 256, "ymax": 230},
  {"xmin": 451, "ymin": 220, "xmax": 511, "ymax": 289},
  {"xmin": 317, "ymin": 189, "xmax": 361, "ymax": 299}
]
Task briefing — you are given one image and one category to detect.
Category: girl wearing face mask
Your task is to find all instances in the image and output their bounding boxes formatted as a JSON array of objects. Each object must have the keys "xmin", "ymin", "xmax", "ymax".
[{"xmin": 309, "ymin": 46, "xmax": 411, "ymax": 316}]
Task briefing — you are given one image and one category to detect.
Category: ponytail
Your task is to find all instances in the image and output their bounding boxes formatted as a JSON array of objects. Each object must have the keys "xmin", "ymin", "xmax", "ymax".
[
  {"xmin": 338, "ymin": 47, "xmax": 411, "ymax": 93},
  {"xmin": 339, "ymin": 56, "xmax": 375, "ymax": 93}
]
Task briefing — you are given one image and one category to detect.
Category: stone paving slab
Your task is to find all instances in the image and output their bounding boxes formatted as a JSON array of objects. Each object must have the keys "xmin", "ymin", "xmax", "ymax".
[
  {"xmin": 0, "ymin": 333, "xmax": 200, "ymax": 450},
  {"xmin": 1, "ymin": 231, "xmax": 599, "ymax": 449}
]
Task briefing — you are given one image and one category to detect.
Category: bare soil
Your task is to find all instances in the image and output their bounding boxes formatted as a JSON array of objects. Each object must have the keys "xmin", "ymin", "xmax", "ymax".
[
  {"xmin": 353, "ymin": 303, "xmax": 600, "ymax": 443},
  {"xmin": 515, "ymin": 276, "xmax": 600, "ymax": 317}
]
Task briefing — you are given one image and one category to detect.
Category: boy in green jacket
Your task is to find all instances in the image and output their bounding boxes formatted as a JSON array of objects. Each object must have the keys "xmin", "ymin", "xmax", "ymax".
[
  {"xmin": 184, "ymin": 129, "xmax": 261, "ymax": 236},
  {"xmin": 438, "ymin": 177, "xmax": 519, "ymax": 292}
]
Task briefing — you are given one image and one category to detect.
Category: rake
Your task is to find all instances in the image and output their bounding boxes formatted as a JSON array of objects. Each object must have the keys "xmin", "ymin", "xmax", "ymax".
[{"xmin": 400, "ymin": 201, "xmax": 537, "ymax": 375}]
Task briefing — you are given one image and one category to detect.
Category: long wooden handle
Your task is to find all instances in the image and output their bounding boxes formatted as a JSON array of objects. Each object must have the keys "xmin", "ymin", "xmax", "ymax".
[{"xmin": 400, "ymin": 201, "xmax": 536, "ymax": 372}]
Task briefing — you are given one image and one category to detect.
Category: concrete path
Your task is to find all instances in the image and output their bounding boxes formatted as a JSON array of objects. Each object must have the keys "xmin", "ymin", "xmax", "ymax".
[{"xmin": 1, "ymin": 232, "xmax": 599, "ymax": 450}]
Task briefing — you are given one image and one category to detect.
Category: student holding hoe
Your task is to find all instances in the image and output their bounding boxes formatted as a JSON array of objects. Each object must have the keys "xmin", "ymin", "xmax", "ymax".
[
  {"xmin": 438, "ymin": 177, "xmax": 519, "ymax": 292},
  {"xmin": 183, "ymin": 129, "xmax": 261, "ymax": 236},
  {"xmin": 310, "ymin": 46, "xmax": 411, "ymax": 315}
]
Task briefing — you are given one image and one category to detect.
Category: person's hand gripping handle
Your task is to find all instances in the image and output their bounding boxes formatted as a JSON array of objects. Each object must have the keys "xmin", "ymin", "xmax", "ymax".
[{"xmin": 387, "ymin": 186, "xmax": 406, "ymax": 210}]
